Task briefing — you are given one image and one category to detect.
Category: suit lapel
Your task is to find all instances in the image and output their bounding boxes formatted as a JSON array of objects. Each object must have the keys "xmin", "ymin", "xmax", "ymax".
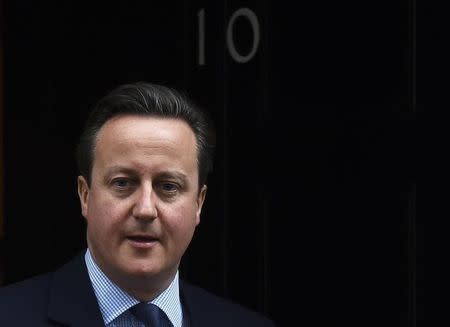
[{"xmin": 47, "ymin": 252, "xmax": 105, "ymax": 327}]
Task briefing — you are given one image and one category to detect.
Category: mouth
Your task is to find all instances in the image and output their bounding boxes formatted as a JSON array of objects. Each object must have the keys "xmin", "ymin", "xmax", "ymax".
[{"xmin": 126, "ymin": 235, "xmax": 159, "ymax": 249}]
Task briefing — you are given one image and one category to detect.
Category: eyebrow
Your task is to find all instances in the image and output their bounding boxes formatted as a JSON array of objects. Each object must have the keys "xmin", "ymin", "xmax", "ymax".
[
  {"xmin": 155, "ymin": 171, "xmax": 188, "ymax": 182},
  {"xmin": 102, "ymin": 167, "xmax": 137, "ymax": 185},
  {"xmin": 104, "ymin": 166, "xmax": 137, "ymax": 178},
  {"xmin": 104, "ymin": 166, "xmax": 188, "ymax": 181}
]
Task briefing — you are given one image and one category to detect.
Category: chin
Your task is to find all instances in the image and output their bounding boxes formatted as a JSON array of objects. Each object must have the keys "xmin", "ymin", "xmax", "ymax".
[{"xmin": 123, "ymin": 262, "xmax": 159, "ymax": 276}]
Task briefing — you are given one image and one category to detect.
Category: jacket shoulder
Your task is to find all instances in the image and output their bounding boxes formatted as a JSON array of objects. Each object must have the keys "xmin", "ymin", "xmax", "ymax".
[
  {"xmin": 181, "ymin": 281, "xmax": 276, "ymax": 326},
  {"xmin": 0, "ymin": 272, "xmax": 53, "ymax": 324},
  {"xmin": 0, "ymin": 272, "xmax": 52, "ymax": 301}
]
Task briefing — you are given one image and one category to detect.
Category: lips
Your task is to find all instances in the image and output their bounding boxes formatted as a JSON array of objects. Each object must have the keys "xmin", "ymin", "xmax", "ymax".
[
  {"xmin": 126, "ymin": 234, "xmax": 159, "ymax": 248},
  {"xmin": 127, "ymin": 235, "xmax": 157, "ymax": 242}
]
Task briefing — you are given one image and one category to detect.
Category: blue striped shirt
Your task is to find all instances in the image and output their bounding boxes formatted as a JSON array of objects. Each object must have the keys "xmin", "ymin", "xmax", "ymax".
[{"xmin": 85, "ymin": 249, "xmax": 183, "ymax": 327}]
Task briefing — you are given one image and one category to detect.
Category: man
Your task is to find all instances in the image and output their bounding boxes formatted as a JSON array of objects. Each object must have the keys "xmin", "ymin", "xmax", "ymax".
[{"xmin": 0, "ymin": 82, "xmax": 275, "ymax": 326}]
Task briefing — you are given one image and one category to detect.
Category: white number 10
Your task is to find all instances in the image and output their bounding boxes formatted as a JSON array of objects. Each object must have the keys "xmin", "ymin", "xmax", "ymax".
[{"xmin": 197, "ymin": 7, "xmax": 260, "ymax": 66}]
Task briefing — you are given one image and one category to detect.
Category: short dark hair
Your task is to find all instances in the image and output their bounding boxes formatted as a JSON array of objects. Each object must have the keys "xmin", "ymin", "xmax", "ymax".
[{"xmin": 76, "ymin": 82, "xmax": 216, "ymax": 188}]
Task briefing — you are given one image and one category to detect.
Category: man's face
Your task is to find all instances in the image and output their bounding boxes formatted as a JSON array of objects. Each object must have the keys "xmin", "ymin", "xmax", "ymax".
[{"xmin": 78, "ymin": 115, "xmax": 206, "ymax": 292}]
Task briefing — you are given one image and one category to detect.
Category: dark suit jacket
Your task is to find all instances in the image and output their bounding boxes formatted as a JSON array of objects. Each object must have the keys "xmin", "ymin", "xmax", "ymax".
[{"xmin": 0, "ymin": 252, "xmax": 275, "ymax": 326}]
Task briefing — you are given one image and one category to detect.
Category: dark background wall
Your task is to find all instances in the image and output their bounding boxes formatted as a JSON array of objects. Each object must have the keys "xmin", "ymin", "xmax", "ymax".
[{"xmin": 0, "ymin": 1, "xmax": 419, "ymax": 326}]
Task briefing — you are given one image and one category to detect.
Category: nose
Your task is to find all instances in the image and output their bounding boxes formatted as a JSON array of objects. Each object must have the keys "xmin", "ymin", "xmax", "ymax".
[{"xmin": 132, "ymin": 183, "xmax": 158, "ymax": 221}]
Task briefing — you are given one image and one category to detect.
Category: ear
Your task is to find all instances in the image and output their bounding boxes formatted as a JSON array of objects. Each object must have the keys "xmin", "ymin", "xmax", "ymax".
[
  {"xmin": 195, "ymin": 185, "xmax": 207, "ymax": 225},
  {"xmin": 77, "ymin": 176, "xmax": 90, "ymax": 219}
]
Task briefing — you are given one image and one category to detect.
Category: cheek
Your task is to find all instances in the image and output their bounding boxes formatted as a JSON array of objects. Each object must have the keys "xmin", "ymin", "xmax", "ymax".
[
  {"xmin": 162, "ymin": 203, "xmax": 199, "ymax": 236},
  {"xmin": 87, "ymin": 196, "xmax": 124, "ymax": 232}
]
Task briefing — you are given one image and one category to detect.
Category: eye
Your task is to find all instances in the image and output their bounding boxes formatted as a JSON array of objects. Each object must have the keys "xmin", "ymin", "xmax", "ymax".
[
  {"xmin": 162, "ymin": 183, "xmax": 177, "ymax": 192},
  {"xmin": 160, "ymin": 182, "xmax": 178, "ymax": 192},
  {"xmin": 111, "ymin": 178, "xmax": 135, "ymax": 190}
]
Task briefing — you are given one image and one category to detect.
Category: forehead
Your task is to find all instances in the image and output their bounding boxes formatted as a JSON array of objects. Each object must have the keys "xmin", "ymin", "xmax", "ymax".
[
  {"xmin": 95, "ymin": 114, "xmax": 196, "ymax": 145},
  {"xmin": 92, "ymin": 115, "xmax": 198, "ymax": 166}
]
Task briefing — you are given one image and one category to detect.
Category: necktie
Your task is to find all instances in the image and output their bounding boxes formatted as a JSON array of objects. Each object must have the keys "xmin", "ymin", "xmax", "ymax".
[{"xmin": 130, "ymin": 302, "xmax": 173, "ymax": 327}]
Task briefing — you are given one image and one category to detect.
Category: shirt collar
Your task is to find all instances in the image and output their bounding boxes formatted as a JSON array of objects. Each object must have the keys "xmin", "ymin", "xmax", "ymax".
[{"xmin": 85, "ymin": 249, "xmax": 183, "ymax": 326}]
